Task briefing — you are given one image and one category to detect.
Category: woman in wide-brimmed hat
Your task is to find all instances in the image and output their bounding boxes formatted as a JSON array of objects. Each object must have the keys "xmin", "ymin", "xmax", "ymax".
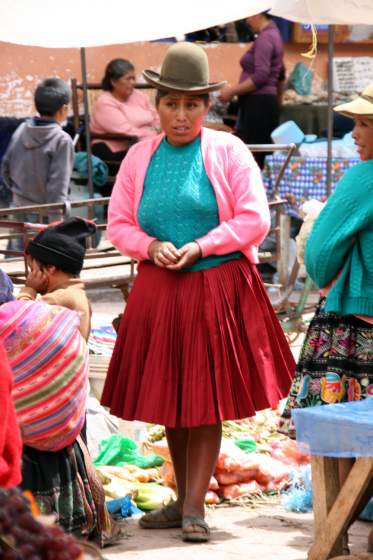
[
  {"xmin": 280, "ymin": 82, "xmax": 373, "ymax": 553},
  {"xmin": 101, "ymin": 41, "xmax": 295, "ymax": 543}
]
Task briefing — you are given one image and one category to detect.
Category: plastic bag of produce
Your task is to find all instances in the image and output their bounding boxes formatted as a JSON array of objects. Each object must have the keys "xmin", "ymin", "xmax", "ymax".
[
  {"xmin": 148, "ymin": 439, "xmax": 171, "ymax": 462},
  {"xmin": 160, "ymin": 461, "xmax": 176, "ymax": 487},
  {"xmin": 282, "ymin": 465, "xmax": 313, "ymax": 513},
  {"xmin": 216, "ymin": 440, "xmax": 255, "ymax": 472},
  {"xmin": 134, "ymin": 483, "xmax": 176, "ymax": 511},
  {"xmin": 97, "ymin": 464, "xmax": 160, "ymax": 484},
  {"xmin": 234, "ymin": 438, "xmax": 257, "ymax": 453},
  {"xmin": 215, "ymin": 468, "xmax": 258, "ymax": 486},
  {"xmin": 270, "ymin": 438, "xmax": 310, "ymax": 466},
  {"xmin": 94, "ymin": 434, "xmax": 164, "ymax": 469},
  {"xmin": 255, "ymin": 455, "xmax": 290, "ymax": 486},
  {"xmin": 106, "ymin": 495, "xmax": 142, "ymax": 518},
  {"xmin": 220, "ymin": 481, "xmax": 261, "ymax": 500}
]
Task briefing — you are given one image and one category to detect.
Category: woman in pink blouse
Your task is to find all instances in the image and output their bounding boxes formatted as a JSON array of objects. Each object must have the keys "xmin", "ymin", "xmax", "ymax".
[{"xmin": 90, "ymin": 58, "xmax": 159, "ymax": 167}]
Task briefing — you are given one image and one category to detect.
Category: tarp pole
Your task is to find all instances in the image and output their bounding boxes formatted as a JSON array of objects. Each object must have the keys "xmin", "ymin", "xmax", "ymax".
[
  {"xmin": 80, "ymin": 47, "xmax": 94, "ymax": 199},
  {"xmin": 326, "ymin": 25, "xmax": 334, "ymax": 197}
]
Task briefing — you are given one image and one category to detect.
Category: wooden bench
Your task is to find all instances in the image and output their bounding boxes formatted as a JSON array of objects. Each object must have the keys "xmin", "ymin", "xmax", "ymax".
[
  {"xmin": 0, "ymin": 197, "xmax": 136, "ymax": 299},
  {"xmin": 0, "ymin": 141, "xmax": 296, "ymax": 306},
  {"xmin": 0, "ymin": 196, "xmax": 289, "ymax": 300}
]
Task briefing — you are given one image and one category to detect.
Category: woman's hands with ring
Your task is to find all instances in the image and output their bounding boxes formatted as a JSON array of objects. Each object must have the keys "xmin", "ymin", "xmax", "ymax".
[
  {"xmin": 166, "ymin": 242, "xmax": 202, "ymax": 271},
  {"xmin": 148, "ymin": 240, "xmax": 181, "ymax": 267},
  {"xmin": 148, "ymin": 240, "xmax": 202, "ymax": 270}
]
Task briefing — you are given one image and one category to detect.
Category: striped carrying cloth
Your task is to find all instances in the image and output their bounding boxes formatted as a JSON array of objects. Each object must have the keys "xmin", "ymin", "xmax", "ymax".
[{"xmin": 0, "ymin": 300, "xmax": 89, "ymax": 452}]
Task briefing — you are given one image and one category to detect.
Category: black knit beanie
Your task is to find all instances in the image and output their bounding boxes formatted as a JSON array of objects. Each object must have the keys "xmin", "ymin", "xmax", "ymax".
[{"xmin": 27, "ymin": 217, "xmax": 97, "ymax": 275}]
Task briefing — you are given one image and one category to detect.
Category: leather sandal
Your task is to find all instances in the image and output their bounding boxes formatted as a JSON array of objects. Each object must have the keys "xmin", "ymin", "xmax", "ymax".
[
  {"xmin": 182, "ymin": 516, "xmax": 210, "ymax": 543},
  {"xmin": 139, "ymin": 502, "xmax": 182, "ymax": 529}
]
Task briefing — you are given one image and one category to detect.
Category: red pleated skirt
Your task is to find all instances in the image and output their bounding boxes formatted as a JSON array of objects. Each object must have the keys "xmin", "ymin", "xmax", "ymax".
[{"xmin": 101, "ymin": 258, "xmax": 295, "ymax": 427}]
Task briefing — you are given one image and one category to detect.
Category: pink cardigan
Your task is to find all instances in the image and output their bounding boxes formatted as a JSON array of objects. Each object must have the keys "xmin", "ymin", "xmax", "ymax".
[
  {"xmin": 108, "ymin": 127, "xmax": 270, "ymax": 263},
  {"xmin": 90, "ymin": 90, "xmax": 159, "ymax": 152}
]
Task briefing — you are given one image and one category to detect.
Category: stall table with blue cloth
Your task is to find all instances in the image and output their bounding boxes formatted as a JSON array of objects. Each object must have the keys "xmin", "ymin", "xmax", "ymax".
[
  {"xmin": 293, "ymin": 400, "xmax": 373, "ymax": 559},
  {"xmin": 262, "ymin": 154, "xmax": 360, "ymax": 218}
]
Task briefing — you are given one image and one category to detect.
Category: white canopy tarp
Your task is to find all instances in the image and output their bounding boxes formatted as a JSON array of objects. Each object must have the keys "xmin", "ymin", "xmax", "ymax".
[
  {"xmin": 271, "ymin": 0, "xmax": 373, "ymax": 25},
  {"xmin": 2, "ymin": 0, "xmax": 373, "ymax": 48},
  {"xmin": 0, "ymin": 0, "xmax": 272, "ymax": 48}
]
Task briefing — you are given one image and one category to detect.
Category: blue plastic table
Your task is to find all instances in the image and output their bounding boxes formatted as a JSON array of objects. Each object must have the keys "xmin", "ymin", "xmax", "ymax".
[{"xmin": 293, "ymin": 400, "xmax": 373, "ymax": 559}]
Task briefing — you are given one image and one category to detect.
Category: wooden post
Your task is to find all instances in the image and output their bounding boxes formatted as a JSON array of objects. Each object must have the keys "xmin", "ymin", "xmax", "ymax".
[
  {"xmin": 310, "ymin": 456, "xmax": 343, "ymax": 559},
  {"xmin": 278, "ymin": 213, "xmax": 290, "ymax": 290},
  {"xmin": 309, "ymin": 457, "xmax": 373, "ymax": 560}
]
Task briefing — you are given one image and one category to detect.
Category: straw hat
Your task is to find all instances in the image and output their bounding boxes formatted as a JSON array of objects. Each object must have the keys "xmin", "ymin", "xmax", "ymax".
[
  {"xmin": 143, "ymin": 42, "xmax": 226, "ymax": 94},
  {"xmin": 334, "ymin": 82, "xmax": 373, "ymax": 118}
]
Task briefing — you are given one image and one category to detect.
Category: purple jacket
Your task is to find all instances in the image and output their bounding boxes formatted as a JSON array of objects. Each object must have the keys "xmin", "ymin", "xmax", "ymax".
[{"xmin": 239, "ymin": 21, "xmax": 285, "ymax": 95}]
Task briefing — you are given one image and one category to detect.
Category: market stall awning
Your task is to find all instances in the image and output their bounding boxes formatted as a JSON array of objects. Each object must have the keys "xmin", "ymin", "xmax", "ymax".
[
  {"xmin": 0, "ymin": 0, "xmax": 272, "ymax": 47},
  {"xmin": 271, "ymin": 0, "xmax": 373, "ymax": 25},
  {"xmin": 2, "ymin": 0, "xmax": 373, "ymax": 48}
]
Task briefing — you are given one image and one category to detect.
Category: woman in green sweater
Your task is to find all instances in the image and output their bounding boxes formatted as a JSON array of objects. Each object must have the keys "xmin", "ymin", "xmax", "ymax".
[
  {"xmin": 280, "ymin": 83, "xmax": 373, "ymax": 552},
  {"xmin": 280, "ymin": 82, "xmax": 373, "ymax": 426}
]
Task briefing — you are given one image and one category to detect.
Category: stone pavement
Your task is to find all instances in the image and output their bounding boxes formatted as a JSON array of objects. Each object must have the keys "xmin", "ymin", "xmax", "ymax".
[{"xmin": 103, "ymin": 502, "xmax": 371, "ymax": 560}]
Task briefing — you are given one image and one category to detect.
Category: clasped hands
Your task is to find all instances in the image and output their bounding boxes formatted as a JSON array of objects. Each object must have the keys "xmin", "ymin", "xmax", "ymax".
[{"xmin": 148, "ymin": 240, "xmax": 201, "ymax": 270}]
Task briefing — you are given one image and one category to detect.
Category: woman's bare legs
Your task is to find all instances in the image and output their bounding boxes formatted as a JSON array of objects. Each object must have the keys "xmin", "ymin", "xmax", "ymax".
[
  {"xmin": 166, "ymin": 423, "xmax": 222, "ymax": 534},
  {"xmin": 165, "ymin": 426, "xmax": 189, "ymax": 513}
]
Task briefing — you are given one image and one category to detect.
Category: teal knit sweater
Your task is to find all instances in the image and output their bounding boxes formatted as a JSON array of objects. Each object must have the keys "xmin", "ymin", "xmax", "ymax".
[
  {"xmin": 305, "ymin": 160, "xmax": 373, "ymax": 316},
  {"xmin": 138, "ymin": 136, "xmax": 241, "ymax": 271}
]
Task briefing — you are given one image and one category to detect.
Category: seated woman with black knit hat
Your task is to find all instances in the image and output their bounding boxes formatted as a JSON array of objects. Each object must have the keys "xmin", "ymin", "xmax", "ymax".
[{"xmin": 17, "ymin": 217, "xmax": 96, "ymax": 341}]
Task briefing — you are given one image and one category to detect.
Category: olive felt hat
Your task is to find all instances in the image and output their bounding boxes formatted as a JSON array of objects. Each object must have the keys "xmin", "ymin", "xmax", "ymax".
[
  {"xmin": 143, "ymin": 42, "xmax": 226, "ymax": 94},
  {"xmin": 334, "ymin": 81, "xmax": 373, "ymax": 119}
]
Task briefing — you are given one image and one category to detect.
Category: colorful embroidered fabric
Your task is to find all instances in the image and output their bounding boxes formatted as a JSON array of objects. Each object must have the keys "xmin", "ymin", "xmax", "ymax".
[
  {"xmin": 280, "ymin": 298, "xmax": 373, "ymax": 438},
  {"xmin": 0, "ymin": 300, "xmax": 89, "ymax": 452},
  {"xmin": 262, "ymin": 155, "xmax": 360, "ymax": 218}
]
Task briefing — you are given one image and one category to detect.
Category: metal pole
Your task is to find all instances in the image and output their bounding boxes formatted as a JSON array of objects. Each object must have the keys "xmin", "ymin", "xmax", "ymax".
[
  {"xmin": 80, "ymin": 47, "xmax": 94, "ymax": 199},
  {"xmin": 326, "ymin": 25, "xmax": 335, "ymax": 197}
]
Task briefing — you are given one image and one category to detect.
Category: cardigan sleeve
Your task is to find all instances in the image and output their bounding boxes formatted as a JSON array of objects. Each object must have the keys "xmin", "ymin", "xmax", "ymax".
[
  {"xmin": 196, "ymin": 141, "xmax": 270, "ymax": 256},
  {"xmin": 107, "ymin": 147, "xmax": 156, "ymax": 260},
  {"xmin": 305, "ymin": 163, "xmax": 373, "ymax": 288}
]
